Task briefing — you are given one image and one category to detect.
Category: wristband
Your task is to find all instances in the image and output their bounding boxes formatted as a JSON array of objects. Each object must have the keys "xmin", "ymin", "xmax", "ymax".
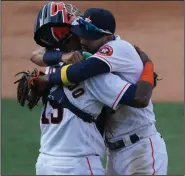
[
  {"xmin": 61, "ymin": 64, "xmax": 72, "ymax": 86},
  {"xmin": 48, "ymin": 64, "xmax": 73, "ymax": 86},
  {"xmin": 140, "ymin": 62, "xmax": 154, "ymax": 87},
  {"xmin": 43, "ymin": 50, "xmax": 63, "ymax": 66}
]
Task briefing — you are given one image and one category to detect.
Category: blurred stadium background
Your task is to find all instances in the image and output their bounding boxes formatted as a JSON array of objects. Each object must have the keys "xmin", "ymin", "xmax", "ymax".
[{"xmin": 2, "ymin": 1, "xmax": 184, "ymax": 175}]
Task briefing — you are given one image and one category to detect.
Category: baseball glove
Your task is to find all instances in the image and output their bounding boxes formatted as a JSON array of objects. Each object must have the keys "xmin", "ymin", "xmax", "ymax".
[{"xmin": 14, "ymin": 68, "xmax": 46, "ymax": 110}]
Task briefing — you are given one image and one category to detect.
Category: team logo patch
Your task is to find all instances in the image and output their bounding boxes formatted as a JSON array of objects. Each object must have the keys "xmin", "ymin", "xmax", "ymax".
[{"xmin": 97, "ymin": 45, "xmax": 113, "ymax": 56}]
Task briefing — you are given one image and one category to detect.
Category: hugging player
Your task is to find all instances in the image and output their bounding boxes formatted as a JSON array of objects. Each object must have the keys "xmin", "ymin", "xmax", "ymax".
[{"xmin": 14, "ymin": 1, "xmax": 167, "ymax": 175}]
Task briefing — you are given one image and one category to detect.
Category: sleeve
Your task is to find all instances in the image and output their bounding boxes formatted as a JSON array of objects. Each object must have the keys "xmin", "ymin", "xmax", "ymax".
[
  {"xmin": 85, "ymin": 73, "xmax": 131, "ymax": 110},
  {"xmin": 49, "ymin": 57, "xmax": 110, "ymax": 86},
  {"xmin": 90, "ymin": 41, "xmax": 142, "ymax": 73},
  {"xmin": 65, "ymin": 57, "xmax": 110, "ymax": 83}
]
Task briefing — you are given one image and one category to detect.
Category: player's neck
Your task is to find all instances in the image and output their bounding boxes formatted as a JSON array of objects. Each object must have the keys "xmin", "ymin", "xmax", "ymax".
[{"xmin": 104, "ymin": 35, "xmax": 114, "ymax": 45}]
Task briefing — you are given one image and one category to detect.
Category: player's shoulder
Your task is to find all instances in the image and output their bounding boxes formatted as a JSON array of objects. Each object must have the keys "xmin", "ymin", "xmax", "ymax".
[
  {"xmin": 96, "ymin": 35, "xmax": 139, "ymax": 59},
  {"xmin": 108, "ymin": 37, "xmax": 135, "ymax": 53}
]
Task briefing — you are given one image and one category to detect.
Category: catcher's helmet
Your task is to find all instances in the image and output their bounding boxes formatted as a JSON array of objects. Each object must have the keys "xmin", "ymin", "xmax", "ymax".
[{"xmin": 34, "ymin": 2, "xmax": 82, "ymax": 48}]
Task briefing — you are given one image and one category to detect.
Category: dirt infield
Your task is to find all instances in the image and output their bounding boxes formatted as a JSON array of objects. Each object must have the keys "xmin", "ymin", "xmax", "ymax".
[{"xmin": 2, "ymin": 1, "xmax": 183, "ymax": 102}]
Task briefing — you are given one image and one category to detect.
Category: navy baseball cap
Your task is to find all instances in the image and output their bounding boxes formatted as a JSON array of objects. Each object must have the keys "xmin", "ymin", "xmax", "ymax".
[{"xmin": 70, "ymin": 8, "xmax": 116, "ymax": 40}]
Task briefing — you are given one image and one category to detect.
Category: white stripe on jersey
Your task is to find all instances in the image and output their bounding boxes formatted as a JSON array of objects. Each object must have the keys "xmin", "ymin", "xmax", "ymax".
[{"xmin": 112, "ymin": 82, "xmax": 130, "ymax": 109}]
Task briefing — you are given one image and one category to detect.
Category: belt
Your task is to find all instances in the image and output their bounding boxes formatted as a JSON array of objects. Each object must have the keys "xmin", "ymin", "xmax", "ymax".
[
  {"xmin": 105, "ymin": 124, "xmax": 158, "ymax": 150},
  {"xmin": 106, "ymin": 133, "xmax": 140, "ymax": 150}
]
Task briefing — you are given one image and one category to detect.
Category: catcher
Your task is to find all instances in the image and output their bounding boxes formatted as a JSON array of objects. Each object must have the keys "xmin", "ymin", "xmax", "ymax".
[{"xmin": 14, "ymin": 2, "xmax": 164, "ymax": 175}]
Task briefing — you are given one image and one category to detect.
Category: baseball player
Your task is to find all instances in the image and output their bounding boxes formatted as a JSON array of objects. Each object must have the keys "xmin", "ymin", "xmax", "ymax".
[
  {"xmin": 35, "ymin": 7, "xmax": 168, "ymax": 175},
  {"xmin": 31, "ymin": 2, "xmax": 105, "ymax": 175},
  {"xmin": 27, "ymin": 2, "xmax": 161, "ymax": 175}
]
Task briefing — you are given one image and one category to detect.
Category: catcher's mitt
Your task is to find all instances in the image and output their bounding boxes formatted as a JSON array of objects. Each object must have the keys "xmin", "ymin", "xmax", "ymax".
[{"xmin": 14, "ymin": 68, "xmax": 46, "ymax": 110}]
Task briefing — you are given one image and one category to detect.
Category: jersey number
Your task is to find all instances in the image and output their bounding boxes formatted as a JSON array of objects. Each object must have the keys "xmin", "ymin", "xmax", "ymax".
[
  {"xmin": 68, "ymin": 83, "xmax": 85, "ymax": 99},
  {"xmin": 41, "ymin": 101, "xmax": 64, "ymax": 124},
  {"xmin": 41, "ymin": 83, "xmax": 85, "ymax": 124}
]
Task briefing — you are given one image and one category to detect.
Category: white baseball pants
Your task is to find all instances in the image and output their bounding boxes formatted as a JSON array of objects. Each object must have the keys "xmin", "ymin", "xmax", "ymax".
[
  {"xmin": 36, "ymin": 154, "xmax": 105, "ymax": 175},
  {"xmin": 106, "ymin": 130, "xmax": 168, "ymax": 175}
]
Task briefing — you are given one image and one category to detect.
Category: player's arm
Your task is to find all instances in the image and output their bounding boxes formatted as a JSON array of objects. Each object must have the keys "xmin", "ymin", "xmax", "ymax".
[
  {"xmin": 30, "ymin": 48, "xmax": 83, "ymax": 66},
  {"xmin": 118, "ymin": 62, "xmax": 154, "ymax": 108},
  {"xmin": 30, "ymin": 47, "xmax": 62, "ymax": 66},
  {"xmin": 86, "ymin": 62, "xmax": 154, "ymax": 109},
  {"xmin": 46, "ymin": 45, "xmax": 152, "ymax": 86},
  {"xmin": 47, "ymin": 43, "xmax": 137, "ymax": 86},
  {"xmin": 48, "ymin": 55, "xmax": 110, "ymax": 86}
]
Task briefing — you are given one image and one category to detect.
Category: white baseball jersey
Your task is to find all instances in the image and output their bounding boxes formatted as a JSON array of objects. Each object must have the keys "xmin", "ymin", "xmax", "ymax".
[
  {"xmin": 39, "ymin": 65, "xmax": 131, "ymax": 159},
  {"xmin": 88, "ymin": 36, "xmax": 156, "ymax": 142}
]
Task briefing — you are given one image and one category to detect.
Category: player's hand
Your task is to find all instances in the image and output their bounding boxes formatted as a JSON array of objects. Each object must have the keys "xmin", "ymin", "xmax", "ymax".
[
  {"xmin": 30, "ymin": 47, "xmax": 47, "ymax": 67},
  {"xmin": 62, "ymin": 51, "xmax": 83, "ymax": 64},
  {"xmin": 134, "ymin": 45, "xmax": 152, "ymax": 65}
]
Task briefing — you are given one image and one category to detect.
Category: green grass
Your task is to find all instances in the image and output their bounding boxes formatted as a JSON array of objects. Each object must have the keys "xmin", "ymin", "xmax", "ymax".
[
  {"xmin": 153, "ymin": 102, "xmax": 184, "ymax": 174},
  {"xmin": 2, "ymin": 99, "xmax": 184, "ymax": 175}
]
